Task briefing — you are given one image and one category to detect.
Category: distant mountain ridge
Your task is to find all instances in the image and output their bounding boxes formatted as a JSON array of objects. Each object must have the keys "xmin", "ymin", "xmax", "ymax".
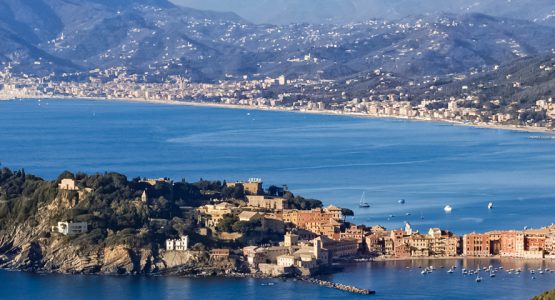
[
  {"xmin": 172, "ymin": 0, "xmax": 555, "ymax": 26},
  {"xmin": 1, "ymin": 0, "xmax": 555, "ymax": 84}
]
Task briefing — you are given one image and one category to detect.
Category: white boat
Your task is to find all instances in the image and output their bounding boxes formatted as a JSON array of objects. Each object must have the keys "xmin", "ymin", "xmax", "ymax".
[
  {"xmin": 398, "ymin": 199, "xmax": 406, "ymax": 204},
  {"xmin": 447, "ymin": 268, "xmax": 454, "ymax": 274},
  {"xmin": 444, "ymin": 205, "xmax": 453, "ymax": 213},
  {"xmin": 488, "ymin": 202, "xmax": 493, "ymax": 209},
  {"xmin": 476, "ymin": 276, "xmax": 482, "ymax": 282},
  {"xmin": 359, "ymin": 192, "xmax": 370, "ymax": 208}
]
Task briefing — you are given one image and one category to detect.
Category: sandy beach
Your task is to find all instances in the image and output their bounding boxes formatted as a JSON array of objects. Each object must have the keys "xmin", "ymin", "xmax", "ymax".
[{"xmin": 2, "ymin": 95, "xmax": 554, "ymax": 135}]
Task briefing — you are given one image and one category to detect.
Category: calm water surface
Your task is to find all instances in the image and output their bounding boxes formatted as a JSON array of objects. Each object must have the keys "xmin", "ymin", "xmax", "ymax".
[{"xmin": 1, "ymin": 99, "xmax": 555, "ymax": 299}]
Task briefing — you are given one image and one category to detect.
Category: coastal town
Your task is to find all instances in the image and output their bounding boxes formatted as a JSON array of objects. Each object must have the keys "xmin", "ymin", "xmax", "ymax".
[
  {"xmin": 1, "ymin": 65, "xmax": 554, "ymax": 132},
  {"xmin": 51, "ymin": 176, "xmax": 555, "ymax": 279}
]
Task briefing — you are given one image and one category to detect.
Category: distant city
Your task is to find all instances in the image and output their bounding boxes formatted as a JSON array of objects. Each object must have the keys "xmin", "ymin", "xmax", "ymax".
[{"xmin": 2, "ymin": 65, "xmax": 554, "ymax": 132}]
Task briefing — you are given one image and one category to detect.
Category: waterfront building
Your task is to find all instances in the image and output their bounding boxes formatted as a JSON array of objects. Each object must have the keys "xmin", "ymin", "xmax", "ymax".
[
  {"xmin": 315, "ymin": 236, "xmax": 358, "ymax": 258},
  {"xmin": 276, "ymin": 255, "xmax": 295, "ymax": 267},
  {"xmin": 463, "ymin": 233, "xmax": 491, "ymax": 257},
  {"xmin": 166, "ymin": 235, "xmax": 189, "ymax": 251},
  {"xmin": 340, "ymin": 224, "xmax": 367, "ymax": 249},
  {"xmin": 210, "ymin": 249, "xmax": 230, "ymax": 260}
]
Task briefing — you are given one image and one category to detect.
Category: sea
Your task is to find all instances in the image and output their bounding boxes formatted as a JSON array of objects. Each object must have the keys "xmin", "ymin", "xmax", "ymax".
[{"xmin": 1, "ymin": 99, "xmax": 555, "ymax": 299}]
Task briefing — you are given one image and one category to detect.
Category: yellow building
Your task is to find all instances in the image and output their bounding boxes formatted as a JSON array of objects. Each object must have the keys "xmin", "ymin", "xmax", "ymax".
[{"xmin": 246, "ymin": 195, "xmax": 288, "ymax": 210}]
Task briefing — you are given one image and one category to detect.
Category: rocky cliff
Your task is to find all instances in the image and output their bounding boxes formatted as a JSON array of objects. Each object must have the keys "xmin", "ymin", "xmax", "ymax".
[{"xmin": 0, "ymin": 168, "xmax": 242, "ymax": 276}]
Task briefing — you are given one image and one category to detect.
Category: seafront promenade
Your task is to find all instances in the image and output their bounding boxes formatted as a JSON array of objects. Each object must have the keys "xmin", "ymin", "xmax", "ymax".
[{"xmin": 2, "ymin": 95, "xmax": 553, "ymax": 135}]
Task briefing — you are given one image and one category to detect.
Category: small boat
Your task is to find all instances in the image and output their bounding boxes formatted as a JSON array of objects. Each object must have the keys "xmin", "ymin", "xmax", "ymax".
[
  {"xmin": 476, "ymin": 276, "xmax": 483, "ymax": 283},
  {"xmin": 444, "ymin": 205, "xmax": 453, "ymax": 213},
  {"xmin": 406, "ymin": 212, "xmax": 411, "ymax": 216},
  {"xmin": 359, "ymin": 192, "xmax": 370, "ymax": 208},
  {"xmin": 268, "ymin": 282, "xmax": 275, "ymax": 286},
  {"xmin": 447, "ymin": 268, "xmax": 454, "ymax": 274},
  {"xmin": 490, "ymin": 272, "xmax": 496, "ymax": 278},
  {"xmin": 399, "ymin": 199, "xmax": 406, "ymax": 204},
  {"xmin": 488, "ymin": 202, "xmax": 494, "ymax": 209}
]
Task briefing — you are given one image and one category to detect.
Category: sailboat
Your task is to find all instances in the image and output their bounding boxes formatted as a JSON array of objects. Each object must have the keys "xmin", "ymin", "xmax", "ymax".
[
  {"xmin": 488, "ymin": 202, "xmax": 493, "ymax": 209},
  {"xmin": 359, "ymin": 192, "xmax": 370, "ymax": 208}
]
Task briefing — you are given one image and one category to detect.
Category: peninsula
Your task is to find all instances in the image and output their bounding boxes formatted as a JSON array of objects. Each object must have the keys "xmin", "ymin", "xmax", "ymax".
[{"xmin": 1, "ymin": 167, "xmax": 555, "ymax": 280}]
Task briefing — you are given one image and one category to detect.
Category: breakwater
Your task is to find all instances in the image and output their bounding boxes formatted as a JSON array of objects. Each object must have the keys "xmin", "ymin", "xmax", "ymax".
[{"xmin": 304, "ymin": 278, "xmax": 375, "ymax": 295}]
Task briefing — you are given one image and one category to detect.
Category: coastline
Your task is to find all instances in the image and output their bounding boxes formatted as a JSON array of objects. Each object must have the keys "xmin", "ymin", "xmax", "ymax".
[{"xmin": 2, "ymin": 95, "xmax": 554, "ymax": 135}]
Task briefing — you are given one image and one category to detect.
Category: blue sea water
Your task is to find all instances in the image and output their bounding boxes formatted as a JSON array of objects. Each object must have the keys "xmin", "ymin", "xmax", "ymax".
[{"xmin": 1, "ymin": 99, "xmax": 555, "ymax": 299}]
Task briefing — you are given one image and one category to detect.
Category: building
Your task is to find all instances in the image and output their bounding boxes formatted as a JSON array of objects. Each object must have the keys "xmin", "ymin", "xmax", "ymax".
[
  {"xmin": 210, "ymin": 249, "xmax": 230, "ymax": 259},
  {"xmin": 166, "ymin": 235, "xmax": 189, "ymax": 251},
  {"xmin": 196, "ymin": 202, "xmax": 239, "ymax": 228},
  {"xmin": 238, "ymin": 211, "xmax": 262, "ymax": 222},
  {"xmin": 284, "ymin": 232, "xmax": 299, "ymax": 247},
  {"xmin": 277, "ymin": 255, "xmax": 295, "ymax": 267},
  {"xmin": 53, "ymin": 221, "xmax": 88, "ymax": 235},
  {"xmin": 246, "ymin": 195, "xmax": 288, "ymax": 210},
  {"xmin": 58, "ymin": 179, "xmax": 78, "ymax": 191},
  {"xmin": 340, "ymin": 224, "xmax": 367, "ymax": 249},
  {"xmin": 244, "ymin": 246, "xmax": 289, "ymax": 266},
  {"xmin": 315, "ymin": 236, "xmax": 358, "ymax": 258},
  {"xmin": 463, "ymin": 233, "xmax": 491, "ymax": 257},
  {"xmin": 226, "ymin": 178, "xmax": 263, "ymax": 195},
  {"xmin": 325, "ymin": 205, "xmax": 343, "ymax": 220},
  {"xmin": 141, "ymin": 178, "xmax": 170, "ymax": 186}
]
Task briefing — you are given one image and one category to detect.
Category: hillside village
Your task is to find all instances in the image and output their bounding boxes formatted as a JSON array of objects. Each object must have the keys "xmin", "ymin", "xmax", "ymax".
[{"xmin": 1, "ymin": 168, "xmax": 555, "ymax": 278}]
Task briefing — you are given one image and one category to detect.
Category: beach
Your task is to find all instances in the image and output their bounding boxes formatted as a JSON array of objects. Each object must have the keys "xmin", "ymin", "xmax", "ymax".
[{"xmin": 2, "ymin": 95, "xmax": 554, "ymax": 135}]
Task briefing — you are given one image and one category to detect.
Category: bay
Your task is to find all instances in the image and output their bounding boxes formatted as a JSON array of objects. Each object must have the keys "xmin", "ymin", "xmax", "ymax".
[{"xmin": 1, "ymin": 99, "xmax": 555, "ymax": 299}]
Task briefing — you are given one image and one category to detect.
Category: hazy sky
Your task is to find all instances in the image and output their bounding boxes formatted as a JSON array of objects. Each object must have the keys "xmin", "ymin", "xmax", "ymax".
[{"xmin": 170, "ymin": 0, "xmax": 555, "ymax": 25}]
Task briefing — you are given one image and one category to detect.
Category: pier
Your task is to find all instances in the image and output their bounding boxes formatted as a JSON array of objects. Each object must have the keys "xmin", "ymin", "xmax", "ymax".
[{"xmin": 304, "ymin": 278, "xmax": 375, "ymax": 295}]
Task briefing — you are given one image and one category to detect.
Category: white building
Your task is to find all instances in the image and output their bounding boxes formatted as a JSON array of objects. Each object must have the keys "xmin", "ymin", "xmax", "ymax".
[
  {"xmin": 54, "ymin": 221, "xmax": 88, "ymax": 235},
  {"xmin": 58, "ymin": 179, "xmax": 78, "ymax": 191},
  {"xmin": 276, "ymin": 255, "xmax": 295, "ymax": 267},
  {"xmin": 166, "ymin": 235, "xmax": 189, "ymax": 251}
]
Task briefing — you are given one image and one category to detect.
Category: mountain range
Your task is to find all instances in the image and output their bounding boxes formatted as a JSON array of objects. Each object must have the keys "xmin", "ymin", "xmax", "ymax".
[
  {"xmin": 1, "ymin": 0, "xmax": 555, "ymax": 84},
  {"xmin": 172, "ymin": 0, "xmax": 555, "ymax": 26}
]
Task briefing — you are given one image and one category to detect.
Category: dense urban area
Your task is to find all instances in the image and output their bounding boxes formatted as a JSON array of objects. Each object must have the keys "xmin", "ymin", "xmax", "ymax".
[{"xmin": 1, "ymin": 61, "xmax": 555, "ymax": 131}]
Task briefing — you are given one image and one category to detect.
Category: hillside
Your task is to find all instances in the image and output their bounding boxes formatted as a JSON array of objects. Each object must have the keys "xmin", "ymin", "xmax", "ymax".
[{"xmin": 0, "ymin": 0, "xmax": 555, "ymax": 82}]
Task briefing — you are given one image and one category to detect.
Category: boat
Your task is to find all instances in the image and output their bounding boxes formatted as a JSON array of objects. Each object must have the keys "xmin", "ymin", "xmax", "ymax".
[
  {"xmin": 405, "ymin": 212, "xmax": 411, "ymax": 216},
  {"xmin": 475, "ymin": 276, "xmax": 482, "ymax": 283},
  {"xmin": 359, "ymin": 192, "xmax": 370, "ymax": 208},
  {"xmin": 447, "ymin": 268, "xmax": 454, "ymax": 274},
  {"xmin": 488, "ymin": 202, "xmax": 494, "ymax": 209},
  {"xmin": 490, "ymin": 272, "xmax": 496, "ymax": 278},
  {"xmin": 398, "ymin": 199, "xmax": 406, "ymax": 204},
  {"xmin": 444, "ymin": 205, "xmax": 453, "ymax": 213}
]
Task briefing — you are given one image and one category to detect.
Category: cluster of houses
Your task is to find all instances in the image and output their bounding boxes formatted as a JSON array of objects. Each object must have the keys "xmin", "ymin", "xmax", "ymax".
[
  {"xmin": 365, "ymin": 223, "xmax": 555, "ymax": 260},
  {"xmin": 52, "ymin": 177, "xmax": 555, "ymax": 277}
]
